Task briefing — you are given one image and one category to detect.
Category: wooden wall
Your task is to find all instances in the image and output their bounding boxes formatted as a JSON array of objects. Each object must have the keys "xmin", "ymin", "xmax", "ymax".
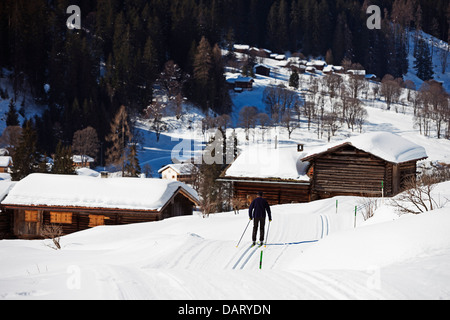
[
  {"xmin": 5, "ymin": 191, "xmax": 195, "ymax": 239},
  {"xmin": 310, "ymin": 145, "xmax": 389, "ymax": 199},
  {"xmin": 0, "ymin": 211, "xmax": 12, "ymax": 238},
  {"xmin": 234, "ymin": 181, "xmax": 310, "ymax": 206}
]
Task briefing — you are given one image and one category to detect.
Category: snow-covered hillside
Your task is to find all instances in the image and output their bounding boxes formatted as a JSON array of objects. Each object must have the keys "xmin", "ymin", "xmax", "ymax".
[{"xmin": 1, "ymin": 181, "xmax": 450, "ymax": 300}]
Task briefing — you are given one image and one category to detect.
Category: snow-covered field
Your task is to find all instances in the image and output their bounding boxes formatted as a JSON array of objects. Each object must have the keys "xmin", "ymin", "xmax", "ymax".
[{"xmin": 1, "ymin": 182, "xmax": 450, "ymax": 300}]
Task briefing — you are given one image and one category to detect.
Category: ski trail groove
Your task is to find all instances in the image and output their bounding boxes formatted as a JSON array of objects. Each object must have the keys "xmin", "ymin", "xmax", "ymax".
[{"xmin": 231, "ymin": 245, "xmax": 253, "ymax": 270}]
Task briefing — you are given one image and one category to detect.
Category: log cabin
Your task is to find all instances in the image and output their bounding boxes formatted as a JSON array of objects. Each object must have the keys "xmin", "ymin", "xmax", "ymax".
[
  {"xmin": 220, "ymin": 132, "xmax": 428, "ymax": 206},
  {"xmin": 219, "ymin": 145, "xmax": 311, "ymax": 206},
  {"xmin": 302, "ymin": 132, "xmax": 428, "ymax": 200},
  {"xmin": 0, "ymin": 174, "xmax": 199, "ymax": 239}
]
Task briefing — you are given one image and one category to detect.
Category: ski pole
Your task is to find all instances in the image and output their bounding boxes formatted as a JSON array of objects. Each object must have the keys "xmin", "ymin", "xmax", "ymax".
[
  {"xmin": 236, "ymin": 219, "xmax": 251, "ymax": 248},
  {"xmin": 264, "ymin": 220, "xmax": 271, "ymax": 248}
]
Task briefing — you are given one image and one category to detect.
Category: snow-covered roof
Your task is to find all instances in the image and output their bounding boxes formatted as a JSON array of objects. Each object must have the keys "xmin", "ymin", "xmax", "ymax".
[
  {"xmin": 72, "ymin": 155, "xmax": 95, "ymax": 163},
  {"xmin": 302, "ymin": 132, "xmax": 428, "ymax": 164},
  {"xmin": 233, "ymin": 44, "xmax": 250, "ymax": 51},
  {"xmin": 158, "ymin": 163, "xmax": 196, "ymax": 175},
  {"xmin": 226, "ymin": 75, "xmax": 254, "ymax": 84},
  {"xmin": 2, "ymin": 174, "xmax": 199, "ymax": 212},
  {"xmin": 0, "ymin": 156, "xmax": 12, "ymax": 167},
  {"xmin": 224, "ymin": 146, "xmax": 310, "ymax": 182}
]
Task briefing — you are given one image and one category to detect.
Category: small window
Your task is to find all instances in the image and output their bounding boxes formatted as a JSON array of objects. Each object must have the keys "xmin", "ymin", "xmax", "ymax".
[
  {"xmin": 89, "ymin": 215, "xmax": 106, "ymax": 227},
  {"xmin": 25, "ymin": 211, "xmax": 39, "ymax": 222},
  {"xmin": 50, "ymin": 212, "xmax": 72, "ymax": 224}
]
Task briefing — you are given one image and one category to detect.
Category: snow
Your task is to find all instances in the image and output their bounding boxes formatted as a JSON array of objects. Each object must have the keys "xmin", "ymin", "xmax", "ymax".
[
  {"xmin": 225, "ymin": 145, "xmax": 310, "ymax": 181},
  {"xmin": 1, "ymin": 174, "xmax": 199, "ymax": 212},
  {"xmin": 0, "ymin": 30, "xmax": 449, "ymax": 301},
  {"xmin": 303, "ymin": 132, "xmax": 428, "ymax": 164},
  {"xmin": 0, "ymin": 156, "xmax": 12, "ymax": 167},
  {"xmin": 0, "ymin": 184, "xmax": 450, "ymax": 300}
]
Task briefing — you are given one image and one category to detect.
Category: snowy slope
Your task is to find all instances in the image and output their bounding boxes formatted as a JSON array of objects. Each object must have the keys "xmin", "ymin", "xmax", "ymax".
[{"xmin": 1, "ymin": 183, "xmax": 450, "ymax": 300}]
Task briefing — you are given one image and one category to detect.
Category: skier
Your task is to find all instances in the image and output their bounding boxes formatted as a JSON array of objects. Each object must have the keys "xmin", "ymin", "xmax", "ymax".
[{"xmin": 249, "ymin": 192, "xmax": 272, "ymax": 246}]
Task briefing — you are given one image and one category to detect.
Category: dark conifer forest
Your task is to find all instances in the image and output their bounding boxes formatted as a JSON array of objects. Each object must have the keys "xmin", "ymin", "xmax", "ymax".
[{"xmin": 0, "ymin": 0, "xmax": 448, "ymax": 165}]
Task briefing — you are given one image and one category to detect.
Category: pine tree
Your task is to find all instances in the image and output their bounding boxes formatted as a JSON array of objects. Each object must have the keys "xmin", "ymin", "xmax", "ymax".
[
  {"xmin": 289, "ymin": 70, "xmax": 300, "ymax": 89},
  {"xmin": 11, "ymin": 121, "xmax": 40, "ymax": 181},
  {"xmin": 6, "ymin": 99, "xmax": 19, "ymax": 127},
  {"xmin": 193, "ymin": 37, "xmax": 213, "ymax": 111},
  {"xmin": 414, "ymin": 38, "xmax": 434, "ymax": 81},
  {"xmin": 52, "ymin": 141, "xmax": 75, "ymax": 175}
]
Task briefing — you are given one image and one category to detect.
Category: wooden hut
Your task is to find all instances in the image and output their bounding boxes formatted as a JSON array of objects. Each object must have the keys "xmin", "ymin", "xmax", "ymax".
[
  {"xmin": 1, "ymin": 174, "xmax": 199, "ymax": 239},
  {"xmin": 219, "ymin": 146, "xmax": 311, "ymax": 206},
  {"xmin": 254, "ymin": 64, "xmax": 271, "ymax": 77},
  {"xmin": 302, "ymin": 133, "xmax": 428, "ymax": 200}
]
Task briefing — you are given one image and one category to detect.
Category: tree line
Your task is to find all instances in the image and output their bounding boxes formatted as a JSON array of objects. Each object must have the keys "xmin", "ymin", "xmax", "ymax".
[{"xmin": 0, "ymin": 0, "xmax": 449, "ymax": 180}]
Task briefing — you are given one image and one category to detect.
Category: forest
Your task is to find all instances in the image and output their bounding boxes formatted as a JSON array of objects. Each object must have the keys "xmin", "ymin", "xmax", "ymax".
[{"xmin": 0, "ymin": 0, "xmax": 448, "ymax": 176}]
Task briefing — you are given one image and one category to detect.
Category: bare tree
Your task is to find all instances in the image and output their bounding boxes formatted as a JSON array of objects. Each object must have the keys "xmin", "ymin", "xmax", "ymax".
[
  {"xmin": 347, "ymin": 74, "xmax": 366, "ymax": 100},
  {"xmin": 41, "ymin": 224, "xmax": 63, "ymax": 250},
  {"xmin": 145, "ymin": 99, "xmax": 168, "ymax": 142},
  {"xmin": 257, "ymin": 113, "xmax": 271, "ymax": 142},
  {"xmin": 0, "ymin": 126, "xmax": 22, "ymax": 156},
  {"xmin": 239, "ymin": 106, "xmax": 258, "ymax": 141},
  {"xmin": 282, "ymin": 112, "xmax": 299, "ymax": 139},
  {"xmin": 391, "ymin": 174, "xmax": 448, "ymax": 215},
  {"xmin": 72, "ymin": 126, "xmax": 100, "ymax": 166},
  {"xmin": 106, "ymin": 105, "xmax": 132, "ymax": 173},
  {"xmin": 381, "ymin": 74, "xmax": 402, "ymax": 110}
]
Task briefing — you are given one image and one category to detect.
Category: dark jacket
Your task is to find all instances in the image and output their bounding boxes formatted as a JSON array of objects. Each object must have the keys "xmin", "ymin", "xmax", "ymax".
[{"xmin": 249, "ymin": 197, "xmax": 272, "ymax": 220}]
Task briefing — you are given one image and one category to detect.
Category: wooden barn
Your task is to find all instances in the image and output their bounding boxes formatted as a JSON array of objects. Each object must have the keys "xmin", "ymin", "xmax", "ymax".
[
  {"xmin": 302, "ymin": 132, "xmax": 428, "ymax": 200},
  {"xmin": 0, "ymin": 174, "xmax": 199, "ymax": 239},
  {"xmin": 220, "ymin": 132, "xmax": 427, "ymax": 207},
  {"xmin": 220, "ymin": 145, "xmax": 311, "ymax": 206}
]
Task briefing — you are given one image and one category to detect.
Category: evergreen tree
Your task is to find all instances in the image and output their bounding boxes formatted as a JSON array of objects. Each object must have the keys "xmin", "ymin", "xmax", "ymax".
[
  {"xmin": 52, "ymin": 141, "xmax": 75, "ymax": 175},
  {"xmin": 193, "ymin": 37, "xmax": 213, "ymax": 111},
  {"xmin": 11, "ymin": 121, "xmax": 40, "ymax": 181},
  {"xmin": 6, "ymin": 99, "xmax": 19, "ymax": 127},
  {"xmin": 414, "ymin": 38, "xmax": 434, "ymax": 81},
  {"xmin": 289, "ymin": 70, "xmax": 299, "ymax": 89}
]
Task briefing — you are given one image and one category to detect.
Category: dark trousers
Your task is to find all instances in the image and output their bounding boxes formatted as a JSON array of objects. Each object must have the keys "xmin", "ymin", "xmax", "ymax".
[{"xmin": 252, "ymin": 218, "xmax": 266, "ymax": 242}]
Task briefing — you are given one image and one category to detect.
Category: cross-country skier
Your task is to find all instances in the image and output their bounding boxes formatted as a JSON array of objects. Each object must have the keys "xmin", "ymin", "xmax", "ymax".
[{"xmin": 249, "ymin": 192, "xmax": 272, "ymax": 246}]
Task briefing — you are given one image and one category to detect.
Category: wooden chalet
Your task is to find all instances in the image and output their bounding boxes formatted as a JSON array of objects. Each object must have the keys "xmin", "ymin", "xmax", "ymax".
[
  {"xmin": 0, "ymin": 174, "xmax": 199, "ymax": 239},
  {"xmin": 302, "ymin": 132, "xmax": 428, "ymax": 200},
  {"xmin": 226, "ymin": 76, "xmax": 255, "ymax": 91},
  {"xmin": 220, "ymin": 132, "xmax": 428, "ymax": 207},
  {"xmin": 254, "ymin": 64, "xmax": 271, "ymax": 77},
  {"xmin": 219, "ymin": 146, "xmax": 311, "ymax": 206}
]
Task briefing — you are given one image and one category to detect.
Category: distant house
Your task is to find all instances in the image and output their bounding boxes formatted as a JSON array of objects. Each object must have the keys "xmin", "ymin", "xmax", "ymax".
[
  {"xmin": 72, "ymin": 155, "xmax": 95, "ymax": 169},
  {"xmin": 226, "ymin": 76, "xmax": 255, "ymax": 91},
  {"xmin": 307, "ymin": 60, "xmax": 326, "ymax": 71},
  {"xmin": 302, "ymin": 132, "xmax": 428, "ymax": 200},
  {"xmin": 254, "ymin": 64, "xmax": 271, "ymax": 77},
  {"xmin": 1, "ymin": 174, "xmax": 200, "ymax": 239},
  {"xmin": 0, "ymin": 156, "xmax": 12, "ymax": 173},
  {"xmin": 347, "ymin": 69, "xmax": 366, "ymax": 77},
  {"xmin": 158, "ymin": 163, "xmax": 196, "ymax": 186},
  {"xmin": 233, "ymin": 44, "xmax": 250, "ymax": 54},
  {"xmin": 219, "ymin": 146, "xmax": 311, "ymax": 206}
]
